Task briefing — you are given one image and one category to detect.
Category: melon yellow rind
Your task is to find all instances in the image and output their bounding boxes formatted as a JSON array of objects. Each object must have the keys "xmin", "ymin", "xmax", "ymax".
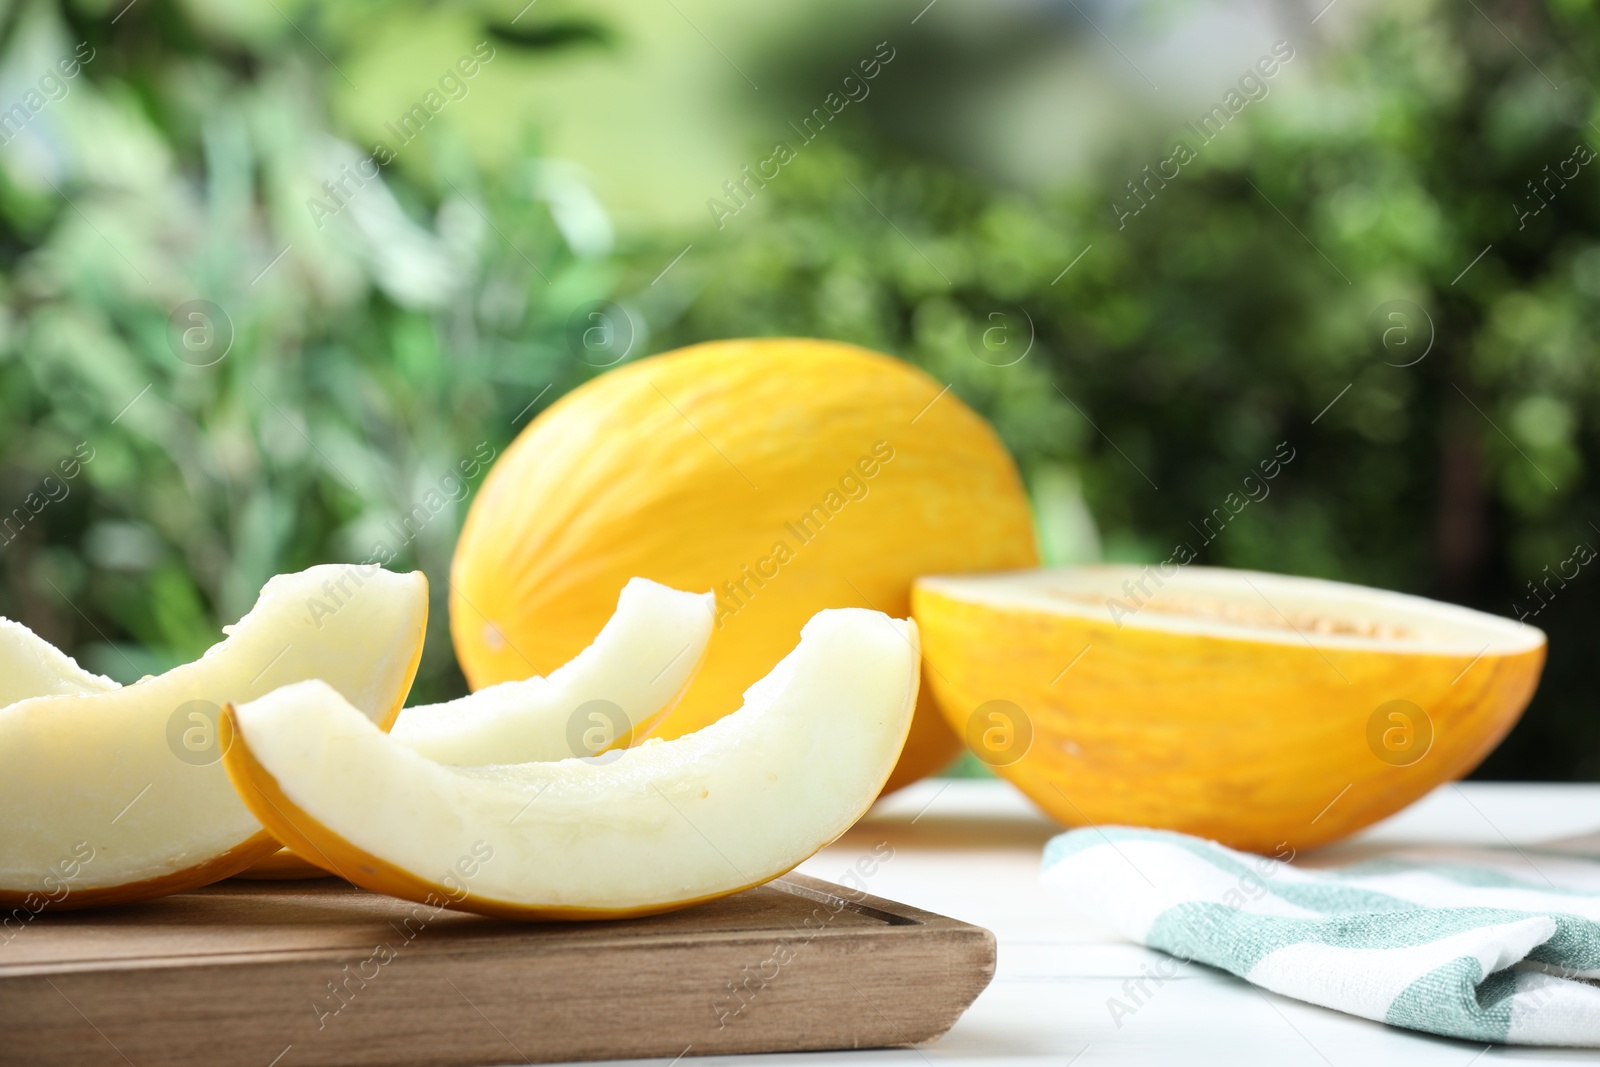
[
  {"xmin": 230, "ymin": 846, "xmax": 337, "ymax": 881},
  {"xmin": 0, "ymin": 832, "xmax": 282, "ymax": 911},
  {"xmin": 913, "ymin": 565, "xmax": 1545, "ymax": 852}
]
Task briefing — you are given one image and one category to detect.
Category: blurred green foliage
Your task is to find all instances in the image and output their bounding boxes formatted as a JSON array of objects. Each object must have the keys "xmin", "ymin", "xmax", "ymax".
[
  {"xmin": 0, "ymin": 0, "xmax": 618, "ymax": 697},
  {"xmin": 1, "ymin": 0, "xmax": 1595, "ymax": 778}
]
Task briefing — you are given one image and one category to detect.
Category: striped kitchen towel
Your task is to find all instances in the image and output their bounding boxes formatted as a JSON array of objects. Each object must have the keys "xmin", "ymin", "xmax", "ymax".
[{"xmin": 1041, "ymin": 826, "xmax": 1600, "ymax": 1047}]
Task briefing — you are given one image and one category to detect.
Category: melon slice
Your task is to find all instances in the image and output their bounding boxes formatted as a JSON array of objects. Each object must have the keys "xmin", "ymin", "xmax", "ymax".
[
  {"xmin": 389, "ymin": 578, "xmax": 714, "ymax": 764},
  {"xmin": 221, "ymin": 608, "xmax": 919, "ymax": 920},
  {"xmin": 913, "ymin": 564, "xmax": 1546, "ymax": 852},
  {"xmin": 0, "ymin": 565, "xmax": 428, "ymax": 908},
  {"xmin": 229, "ymin": 847, "xmax": 331, "ymax": 881},
  {"xmin": 0, "ymin": 617, "xmax": 119, "ymax": 705},
  {"xmin": 237, "ymin": 577, "xmax": 714, "ymax": 882}
]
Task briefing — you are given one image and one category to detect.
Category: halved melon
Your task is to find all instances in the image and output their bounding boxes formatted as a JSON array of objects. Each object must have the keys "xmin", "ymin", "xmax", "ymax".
[
  {"xmin": 913, "ymin": 565, "xmax": 1546, "ymax": 852},
  {"xmin": 390, "ymin": 578, "xmax": 714, "ymax": 764},
  {"xmin": 221, "ymin": 609, "xmax": 919, "ymax": 920},
  {"xmin": 0, "ymin": 617, "xmax": 118, "ymax": 705},
  {"xmin": 0, "ymin": 565, "xmax": 427, "ymax": 908}
]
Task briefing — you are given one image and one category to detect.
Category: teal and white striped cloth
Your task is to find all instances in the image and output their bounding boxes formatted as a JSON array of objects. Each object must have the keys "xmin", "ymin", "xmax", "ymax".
[{"xmin": 1042, "ymin": 827, "xmax": 1600, "ymax": 1047}]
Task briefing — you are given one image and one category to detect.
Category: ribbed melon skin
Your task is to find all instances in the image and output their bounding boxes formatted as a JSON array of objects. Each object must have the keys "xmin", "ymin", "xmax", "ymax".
[
  {"xmin": 450, "ymin": 338, "xmax": 1038, "ymax": 791},
  {"xmin": 912, "ymin": 580, "xmax": 1546, "ymax": 852}
]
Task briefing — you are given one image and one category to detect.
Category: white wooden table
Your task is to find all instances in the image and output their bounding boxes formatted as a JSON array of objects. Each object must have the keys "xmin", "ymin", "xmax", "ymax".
[{"xmin": 782, "ymin": 779, "xmax": 1600, "ymax": 1067}]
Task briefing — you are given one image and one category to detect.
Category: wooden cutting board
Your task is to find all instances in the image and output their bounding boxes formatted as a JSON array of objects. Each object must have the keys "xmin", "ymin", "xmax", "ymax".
[{"xmin": 0, "ymin": 873, "xmax": 994, "ymax": 1067}]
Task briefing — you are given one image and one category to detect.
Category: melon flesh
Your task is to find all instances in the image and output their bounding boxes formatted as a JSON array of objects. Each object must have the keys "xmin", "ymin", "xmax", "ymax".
[
  {"xmin": 0, "ymin": 566, "xmax": 427, "ymax": 905},
  {"xmin": 0, "ymin": 617, "xmax": 118, "ymax": 706},
  {"xmin": 390, "ymin": 578, "xmax": 713, "ymax": 764},
  {"xmin": 223, "ymin": 608, "xmax": 920, "ymax": 919},
  {"xmin": 923, "ymin": 565, "xmax": 1544, "ymax": 654}
]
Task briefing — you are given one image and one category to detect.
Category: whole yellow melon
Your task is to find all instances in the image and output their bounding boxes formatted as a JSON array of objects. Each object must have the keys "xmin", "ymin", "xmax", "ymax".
[{"xmin": 450, "ymin": 338, "xmax": 1038, "ymax": 791}]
